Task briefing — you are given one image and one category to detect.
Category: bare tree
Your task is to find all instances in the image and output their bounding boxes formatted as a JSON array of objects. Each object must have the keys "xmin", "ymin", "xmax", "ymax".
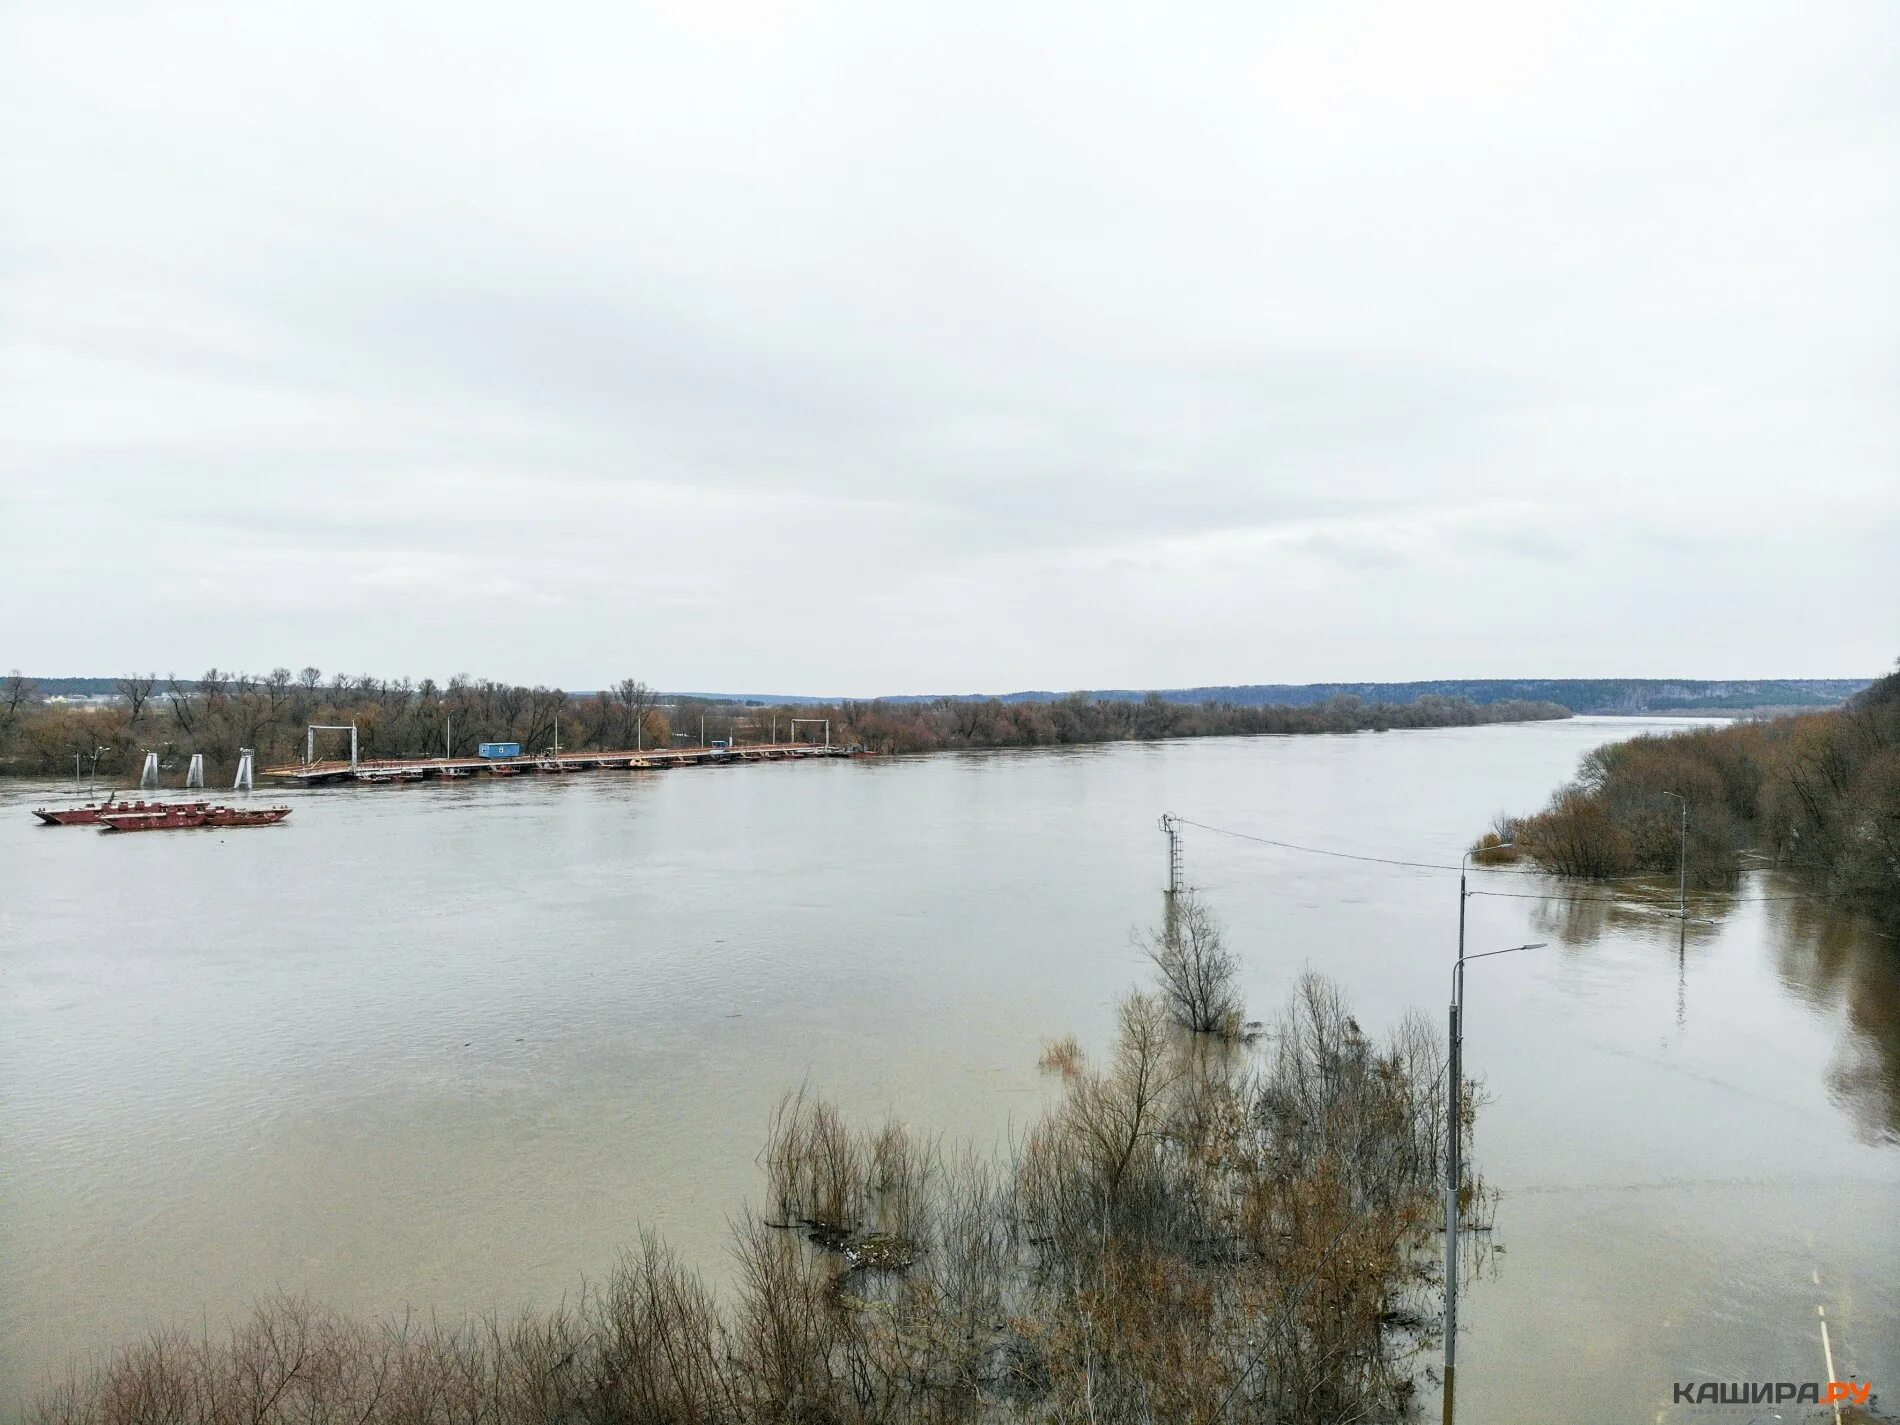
[
  {"xmin": 164, "ymin": 673, "xmax": 198, "ymax": 737},
  {"xmin": 1142, "ymin": 890, "xmax": 1243, "ymax": 1035},
  {"xmin": 115, "ymin": 672, "xmax": 157, "ymax": 726},
  {"xmin": 1, "ymin": 669, "xmax": 37, "ymax": 741},
  {"xmin": 521, "ymin": 687, "xmax": 568, "ymax": 752},
  {"xmin": 613, "ymin": 678, "xmax": 659, "ymax": 747}
]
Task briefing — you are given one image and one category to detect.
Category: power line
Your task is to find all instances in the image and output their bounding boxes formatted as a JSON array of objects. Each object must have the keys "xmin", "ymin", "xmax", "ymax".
[
  {"xmin": 1170, "ymin": 816, "xmax": 1834, "ymax": 903},
  {"xmin": 1170, "ymin": 816, "xmax": 1651, "ymax": 879},
  {"xmin": 1170, "ymin": 818, "xmax": 1456, "ymax": 871}
]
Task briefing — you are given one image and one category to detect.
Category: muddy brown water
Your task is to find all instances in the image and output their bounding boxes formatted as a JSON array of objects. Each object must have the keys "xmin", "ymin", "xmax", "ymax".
[{"xmin": 2, "ymin": 718, "xmax": 1895, "ymax": 1420}]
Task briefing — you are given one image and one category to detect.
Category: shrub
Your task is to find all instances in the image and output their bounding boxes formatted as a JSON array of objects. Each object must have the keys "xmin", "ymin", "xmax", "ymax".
[{"xmin": 37, "ymin": 975, "xmax": 1456, "ymax": 1425}]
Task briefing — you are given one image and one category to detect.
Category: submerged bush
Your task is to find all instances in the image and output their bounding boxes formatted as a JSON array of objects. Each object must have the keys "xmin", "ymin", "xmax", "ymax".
[{"xmin": 36, "ymin": 975, "xmax": 1460, "ymax": 1425}]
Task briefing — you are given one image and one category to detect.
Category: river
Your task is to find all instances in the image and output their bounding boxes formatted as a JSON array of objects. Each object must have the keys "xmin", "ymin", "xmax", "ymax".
[{"xmin": 2, "ymin": 717, "xmax": 1895, "ymax": 1420}]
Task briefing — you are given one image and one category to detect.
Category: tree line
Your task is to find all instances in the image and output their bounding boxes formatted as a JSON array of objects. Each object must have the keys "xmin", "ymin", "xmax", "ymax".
[
  {"xmin": 1475, "ymin": 661, "xmax": 1900, "ymax": 922},
  {"xmin": 0, "ymin": 669, "xmax": 677, "ymax": 781},
  {"xmin": 830, "ymin": 690, "xmax": 1566, "ymax": 753},
  {"xmin": 907, "ymin": 677, "xmax": 1869, "ymax": 714},
  {"xmin": 0, "ymin": 668, "xmax": 1568, "ymax": 780}
]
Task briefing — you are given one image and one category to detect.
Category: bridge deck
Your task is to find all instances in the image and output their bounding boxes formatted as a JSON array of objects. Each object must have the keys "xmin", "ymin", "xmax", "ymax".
[{"xmin": 265, "ymin": 742, "xmax": 850, "ymax": 784}]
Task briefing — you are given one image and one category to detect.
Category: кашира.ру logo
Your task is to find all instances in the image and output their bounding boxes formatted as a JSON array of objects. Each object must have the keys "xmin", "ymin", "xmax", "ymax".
[{"xmin": 1671, "ymin": 1379, "xmax": 1871, "ymax": 1408}]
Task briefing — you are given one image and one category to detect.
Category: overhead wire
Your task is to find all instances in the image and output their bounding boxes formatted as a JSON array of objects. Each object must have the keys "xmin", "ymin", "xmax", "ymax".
[
  {"xmin": 1171, "ymin": 817, "xmax": 1658, "ymax": 881},
  {"xmin": 1170, "ymin": 816, "xmax": 1834, "ymax": 903}
]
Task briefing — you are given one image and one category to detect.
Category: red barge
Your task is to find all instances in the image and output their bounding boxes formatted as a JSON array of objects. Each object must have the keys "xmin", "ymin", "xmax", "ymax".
[
  {"xmin": 98, "ymin": 805, "xmax": 292, "ymax": 832},
  {"xmin": 33, "ymin": 797, "xmax": 210, "ymax": 826}
]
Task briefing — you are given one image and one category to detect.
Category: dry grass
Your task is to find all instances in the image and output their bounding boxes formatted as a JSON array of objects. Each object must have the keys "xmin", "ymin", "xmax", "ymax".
[
  {"xmin": 1036, "ymin": 1034, "xmax": 1084, "ymax": 1078},
  {"xmin": 1468, "ymin": 813, "xmax": 1523, "ymax": 864}
]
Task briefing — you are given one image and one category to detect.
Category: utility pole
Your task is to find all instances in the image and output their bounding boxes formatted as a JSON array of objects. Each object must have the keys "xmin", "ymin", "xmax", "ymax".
[
  {"xmin": 1446, "ymin": 865, "xmax": 1467, "ymax": 1425},
  {"xmin": 1445, "ymin": 948, "xmax": 1465, "ymax": 1425},
  {"xmin": 1444, "ymin": 828, "xmax": 1545, "ymax": 1425},
  {"xmin": 1445, "ymin": 841, "xmax": 1513, "ymax": 1423},
  {"xmin": 1159, "ymin": 814, "xmax": 1183, "ymax": 895}
]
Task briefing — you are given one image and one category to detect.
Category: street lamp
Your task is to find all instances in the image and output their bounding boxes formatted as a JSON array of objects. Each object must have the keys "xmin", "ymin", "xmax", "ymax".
[
  {"xmin": 1658, "ymin": 790, "xmax": 1687, "ymax": 921},
  {"xmin": 74, "ymin": 745, "xmax": 110, "ymax": 795},
  {"xmin": 1444, "ymin": 832, "xmax": 1547, "ymax": 1422},
  {"xmin": 1444, "ymin": 935, "xmax": 1546, "ymax": 1423}
]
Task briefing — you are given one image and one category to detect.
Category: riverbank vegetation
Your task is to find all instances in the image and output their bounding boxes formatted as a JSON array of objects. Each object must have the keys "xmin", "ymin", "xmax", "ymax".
[
  {"xmin": 33, "ymin": 908, "xmax": 1471, "ymax": 1424},
  {"xmin": 1475, "ymin": 665, "xmax": 1900, "ymax": 921},
  {"xmin": 0, "ymin": 667, "xmax": 1566, "ymax": 781}
]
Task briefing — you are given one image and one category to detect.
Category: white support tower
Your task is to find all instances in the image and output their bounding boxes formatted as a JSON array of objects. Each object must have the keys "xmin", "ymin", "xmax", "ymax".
[
  {"xmin": 234, "ymin": 749, "xmax": 255, "ymax": 792},
  {"xmin": 306, "ymin": 723, "xmax": 359, "ymax": 768},
  {"xmin": 789, "ymin": 717, "xmax": 831, "ymax": 748},
  {"xmin": 1159, "ymin": 813, "xmax": 1184, "ymax": 895},
  {"xmin": 140, "ymin": 751, "xmax": 159, "ymax": 789},
  {"xmin": 185, "ymin": 753, "xmax": 205, "ymax": 788}
]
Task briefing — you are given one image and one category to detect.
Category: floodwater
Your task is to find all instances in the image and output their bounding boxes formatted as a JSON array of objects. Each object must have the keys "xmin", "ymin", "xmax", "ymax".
[{"xmin": 1, "ymin": 718, "xmax": 1895, "ymax": 1421}]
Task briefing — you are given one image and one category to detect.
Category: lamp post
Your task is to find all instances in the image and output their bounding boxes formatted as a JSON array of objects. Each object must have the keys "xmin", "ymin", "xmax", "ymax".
[
  {"xmin": 1444, "ymin": 934, "xmax": 1546, "ymax": 1422},
  {"xmin": 1444, "ymin": 833, "xmax": 1546, "ymax": 1422},
  {"xmin": 1658, "ymin": 790, "xmax": 1687, "ymax": 921}
]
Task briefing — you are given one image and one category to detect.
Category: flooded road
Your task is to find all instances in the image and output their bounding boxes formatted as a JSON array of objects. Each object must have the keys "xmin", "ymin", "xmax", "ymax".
[{"xmin": 2, "ymin": 717, "xmax": 1895, "ymax": 1419}]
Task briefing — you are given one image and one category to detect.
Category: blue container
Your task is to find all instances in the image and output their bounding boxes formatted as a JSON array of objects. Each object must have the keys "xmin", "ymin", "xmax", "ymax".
[{"xmin": 478, "ymin": 741, "xmax": 522, "ymax": 759}]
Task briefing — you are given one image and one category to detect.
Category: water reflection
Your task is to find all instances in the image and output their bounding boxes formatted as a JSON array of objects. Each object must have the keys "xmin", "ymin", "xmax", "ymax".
[
  {"xmin": 1510, "ymin": 869, "xmax": 1900, "ymax": 1145},
  {"xmin": 1770, "ymin": 896, "xmax": 1900, "ymax": 1145},
  {"xmin": 1518, "ymin": 879, "xmax": 1719, "ymax": 950}
]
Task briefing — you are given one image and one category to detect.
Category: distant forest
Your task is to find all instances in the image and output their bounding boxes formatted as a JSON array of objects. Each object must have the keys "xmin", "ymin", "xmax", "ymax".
[
  {"xmin": 0, "ymin": 669, "xmax": 1567, "ymax": 779},
  {"xmin": 22, "ymin": 674, "xmax": 1870, "ymax": 714},
  {"xmin": 875, "ymin": 678, "xmax": 1871, "ymax": 715}
]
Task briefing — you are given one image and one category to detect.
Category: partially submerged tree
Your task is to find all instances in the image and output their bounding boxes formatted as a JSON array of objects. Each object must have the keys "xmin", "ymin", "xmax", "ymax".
[{"xmin": 1142, "ymin": 890, "xmax": 1244, "ymax": 1036}]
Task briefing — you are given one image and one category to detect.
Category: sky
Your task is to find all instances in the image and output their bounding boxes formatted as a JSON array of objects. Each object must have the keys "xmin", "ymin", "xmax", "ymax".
[{"xmin": 1, "ymin": 2, "xmax": 1894, "ymax": 696}]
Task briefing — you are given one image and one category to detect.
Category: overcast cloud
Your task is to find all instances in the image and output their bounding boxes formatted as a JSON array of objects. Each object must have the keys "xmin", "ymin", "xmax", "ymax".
[{"xmin": 2, "ymin": 1, "xmax": 1894, "ymax": 693}]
